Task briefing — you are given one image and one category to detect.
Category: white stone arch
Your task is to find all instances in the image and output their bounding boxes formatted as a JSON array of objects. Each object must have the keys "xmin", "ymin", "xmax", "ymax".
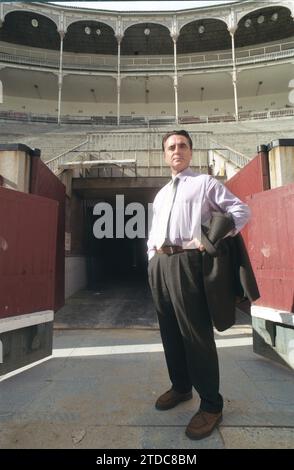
[
  {"xmin": 65, "ymin": 16, "xmax": 116, "ymax": 35},
  {"xmin": 177, "ymin": 16, "xmax": 231, "ymax": 50},
  {"xmin": 121, "ymin": 21, "xmax": 173, "ymax": 54},
  {"xmin": 2, "ymin": 7, "xmax": 59, "ymax": 31},
  {"xmin": 123, "ymin": 19, "xmax": 172, "ymax": 36},
  {"xmin": 178, "ymin": 15, "xmax": 228, "ymax": 33},
  {"xmin": 236, "ymin": 3, "xmax": 293, "ymax": 25}
]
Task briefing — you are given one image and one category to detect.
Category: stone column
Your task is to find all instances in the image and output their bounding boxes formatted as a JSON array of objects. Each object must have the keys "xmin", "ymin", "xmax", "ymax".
[
  {"xmin": 228, "ymin": 26, "xmax": 239, "ymax": 122},
  {"xmin": 171, "ymin": 33, "xmax": 179, "ymax": 124},
  {"xmin": 268, "ymin": 139, "xmax": 294, "ymax": 188},
  {"xmin": 115, "ymin": 16, "xmax": 123, "ymax": 127},
  {"xmin": 116, "ymin": 35, "xmax": 123, "ymax": 126},
  {"xmin": 0, "ymin": 144, "xmax": 40, "ymax": 193},
  {"xmin": 57, "ymin": 31, "xmax": 65, "ymax": 125},
  {"xmin": 0, "ymin": 3, "xmax": 4, "ymax": 26}
]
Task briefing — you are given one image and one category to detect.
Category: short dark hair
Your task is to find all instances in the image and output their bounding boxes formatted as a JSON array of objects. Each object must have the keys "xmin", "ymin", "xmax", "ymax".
[{"xmin": 162, "ymin": 130, "xmax": 193, "ymax": 151}]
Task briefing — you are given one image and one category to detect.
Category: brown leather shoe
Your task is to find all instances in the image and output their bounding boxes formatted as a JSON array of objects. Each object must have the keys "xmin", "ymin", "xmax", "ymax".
[
  {"xmin": 185, "ymin": 409, "xmax": 222, "ymax": 440},
  {"xmin": 155, "ymin": 388, "xmax": 193, "ymax": 410}
]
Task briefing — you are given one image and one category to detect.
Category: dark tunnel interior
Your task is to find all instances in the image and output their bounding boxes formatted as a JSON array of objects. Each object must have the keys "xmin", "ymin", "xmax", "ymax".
[{"xmin": 86, "ymin": 204, "xmax": 149, "ymax": 287}]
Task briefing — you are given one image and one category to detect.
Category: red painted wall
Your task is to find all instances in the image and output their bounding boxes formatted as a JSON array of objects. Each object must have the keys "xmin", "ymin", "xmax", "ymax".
[
  {"xmin": 226, "ymin": 151, "xmax": 270, "ymax": 245},
  {"xmin": 226, "ymin": 151, "xmax": 270, "ymax": 200},
  {"xmin": 0, "ymin": 187, "xmax": 58, "ymax": 318},
  {"xmin": 247, "ymin": 183, "xmax": 294, "ymax": 313},
  {"xmin": 226, "ymin": 150, "xmax": 294, "ymax": 313},
  {"xmin": 30, "ymin": 157, "xmax": 65, "ymax": 312}
]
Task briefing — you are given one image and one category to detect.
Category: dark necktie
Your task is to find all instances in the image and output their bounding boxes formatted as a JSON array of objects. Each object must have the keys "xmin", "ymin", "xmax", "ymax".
[{"xmin": 155, "ymin": 177, "xmax": 179, "ymax": 249}]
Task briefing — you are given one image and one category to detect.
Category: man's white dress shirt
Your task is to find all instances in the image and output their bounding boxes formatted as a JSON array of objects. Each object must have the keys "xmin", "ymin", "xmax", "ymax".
[{"xmin": 147, "ymin": 168, "xmax": 251, "ymax": 260}]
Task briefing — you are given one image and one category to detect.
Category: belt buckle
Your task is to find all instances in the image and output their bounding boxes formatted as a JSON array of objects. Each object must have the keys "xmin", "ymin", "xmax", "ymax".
[{"xmin": 168, "ymin": 246, "xmax": 181, "ymax": 254}]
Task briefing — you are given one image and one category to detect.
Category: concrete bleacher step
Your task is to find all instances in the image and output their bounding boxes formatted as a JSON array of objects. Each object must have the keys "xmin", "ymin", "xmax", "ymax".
[{"xmin": 0, "ymin": 117, "xmax": 293, "ymax": 166}]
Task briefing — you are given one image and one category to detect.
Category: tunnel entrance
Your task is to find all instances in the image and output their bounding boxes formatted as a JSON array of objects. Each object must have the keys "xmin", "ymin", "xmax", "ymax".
[
  {"xmin": 86, "ymin": 202, "xmax": 149, "ymax": 287},
  {"xmin": 59, "ymin": 178, "xmax": 169, "ymax": 328},
  {"xmin": 74, "ymin": 180, "xmax": 165, "ymax": 290},
  {"xmin": 82, "ymin": 184, "xmax": 160, "ymax": 289}
]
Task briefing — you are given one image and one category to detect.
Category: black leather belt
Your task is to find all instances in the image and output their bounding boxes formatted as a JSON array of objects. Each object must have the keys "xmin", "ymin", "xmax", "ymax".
[{"xmin": 156, "ymin": 245, "xmax": 199, "ymax": 255}]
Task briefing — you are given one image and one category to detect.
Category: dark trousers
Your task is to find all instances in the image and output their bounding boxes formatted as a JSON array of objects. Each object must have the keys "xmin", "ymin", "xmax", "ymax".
[{"xmin": 148, "ymin": 250, "xmax": 223, "ymax": 413}]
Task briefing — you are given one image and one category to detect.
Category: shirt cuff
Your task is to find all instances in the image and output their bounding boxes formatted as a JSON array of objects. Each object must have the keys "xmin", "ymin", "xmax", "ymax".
[{"xmin": 148, "ymin": 249, "xmax": 156, "ymax": 261}]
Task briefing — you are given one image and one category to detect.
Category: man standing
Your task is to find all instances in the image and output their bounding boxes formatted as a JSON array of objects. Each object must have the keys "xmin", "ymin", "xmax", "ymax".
[{"xmin": 147, "ymin": 130, "xmax": 251, "ymax": 440}]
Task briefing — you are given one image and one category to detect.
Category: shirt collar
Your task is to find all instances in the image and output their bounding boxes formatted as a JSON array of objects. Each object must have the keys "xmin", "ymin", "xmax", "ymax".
[{"xmin": 172, "ymin": 167, "xmax": 195, "ymax": 182}]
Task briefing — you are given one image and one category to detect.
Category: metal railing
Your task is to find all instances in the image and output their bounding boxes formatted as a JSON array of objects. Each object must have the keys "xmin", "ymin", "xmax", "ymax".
[
  {"xmin": 46, "ymin": 139, "xmax": 88, "ymax": 175},
  {"xmin": 87, "ymin": 130, "xmax": 210, "ymax": 151},
  {"xmin": 1, "ymin": 40, "xmax": 294, "ymax": 72},
  {"xmin": 1, "ymin": 107, "xmax": 294, "ymax": 127},
  {"xmin": 46, "ymin": 131, "xmax": 210, "ymax": 176},
  {"xmin": 208, "ymin": 138, "xmax": 251, "ymax": 168},
  {"xmin": 45, "ymin": 129, "xmax": 256, "ymax": 178}
]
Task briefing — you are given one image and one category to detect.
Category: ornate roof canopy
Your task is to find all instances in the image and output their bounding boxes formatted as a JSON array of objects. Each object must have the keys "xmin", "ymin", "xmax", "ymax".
[{"xmin": 0, "ymin": 1, "xmax": 293, "ymax": 55}]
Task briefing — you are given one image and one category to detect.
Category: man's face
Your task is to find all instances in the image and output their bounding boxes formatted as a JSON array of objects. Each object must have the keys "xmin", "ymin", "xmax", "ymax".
[{"xmin": 163, "ymin": 134, "xmax": 192, "ymax": 175}]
